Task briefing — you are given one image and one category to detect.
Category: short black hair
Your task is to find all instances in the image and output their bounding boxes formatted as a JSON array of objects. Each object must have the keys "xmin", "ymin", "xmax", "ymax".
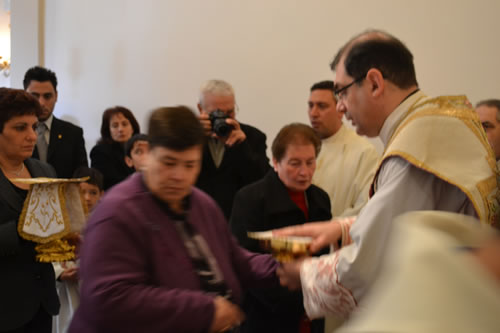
[
  {"xmin": 310, "ymin": 81, "xmax": 335, "ymax": 100},
  {"xmin": 310, "ymin": 80, "xmax": 335, "ymax": 92},
  {"xmin": 73, "ymin": 167, "xmax": 104, "ymax": 191},
  {"xmin": 23, "ymin": 66, "xmax": 58, "ymax": 92},
  {"xmin": 148, "ymin": 106, "xmax": 205, "ymax": 151},
  {"xmin": 330, "ymin": 31, "xmax": 418, "ymax": 89},
  {"xmin": 476, "ymin": 99, "xmax": 500, "ymax": 122},
  {"xmin": 0, "ymin": 88, "xmax": 42, "ymax": 133},
  {"xmin": 125, "ymin": 133, "xmax": 149, "ymax": 158}
]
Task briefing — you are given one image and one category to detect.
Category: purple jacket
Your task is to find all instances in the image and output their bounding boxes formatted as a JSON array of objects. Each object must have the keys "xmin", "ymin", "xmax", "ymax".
[{"xmin": 69, "ymin": 173, "xmax": 278, "ymax": 333}]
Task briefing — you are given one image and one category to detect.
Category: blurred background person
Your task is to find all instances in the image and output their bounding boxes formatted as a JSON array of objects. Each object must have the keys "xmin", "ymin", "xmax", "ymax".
[
  {"xmin": 51, "ymin": 167, "xmax": 103, "ymax": 333},
  {"xmin": 23, "ymin": 66, "xmax": 88, "ymax": 178},
  {"xmin": 70, "ymin": 106, "xmax": 279, "ymax": 333},
  {"xmin": 476, "ymin": 99, "xmax": 500, "ymax": 162},
  {"xmin": 0, "ymin": 88, "xmax": 59, "ymax": 332},
  {"xmin": 124, "ymin": 133, "xmax": 150, "ymax": 172},
  {"xmin": 90, "ymin": 106, "xmax": 140, "ymax": 190},
  {"xmin": 73, "ymin": 166, "xmax": 104, "ymax": 213},
  {"xmin": 196, "ymin": 79, "xmax": 270, "ymax": 219},
  {"xmin": 230, "ymin": 123, "xmax": 331, "ymax": 333}
]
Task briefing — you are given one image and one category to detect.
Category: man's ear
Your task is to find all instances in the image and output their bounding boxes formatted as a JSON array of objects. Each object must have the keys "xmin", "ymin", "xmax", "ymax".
[
  {"xmin": 197, "ymin": 103, "xmax": 203, "ymax": 114},
  {"xmin": 366, "ymin": 68, "xmax": 385, "ymax": 98},
  {"xmin": 125, "ymin": 156, "xmax": 134, "ymax": 168}
]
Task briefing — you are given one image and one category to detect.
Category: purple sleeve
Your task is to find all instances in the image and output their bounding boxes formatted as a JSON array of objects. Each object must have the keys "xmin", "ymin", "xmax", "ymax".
[
  {"xmin": 77, "ymin": 213, "xmax": 216, "ymax": 333},
  {"xmin": 227, "ymin": 228, "xmax": 280, "ymax": 290}
]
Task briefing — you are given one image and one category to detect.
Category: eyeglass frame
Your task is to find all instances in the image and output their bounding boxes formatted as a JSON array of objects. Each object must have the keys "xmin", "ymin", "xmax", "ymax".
[{"xmin": 334, "ymin": 75, "xmax": 366, "ymax": 101}]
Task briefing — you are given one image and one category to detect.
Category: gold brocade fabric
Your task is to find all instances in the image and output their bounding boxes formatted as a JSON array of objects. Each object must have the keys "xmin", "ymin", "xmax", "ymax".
[
  {"xmin": 35, "ymin": 239, "xmax": 76, "ymax": 262},
  {"xmin": 372, "ymin": 95, "xmax": 499, "ymax": 225},
  {"xmin": 13, "ymin": 177, "xmax": 88, "ymax": 262}
]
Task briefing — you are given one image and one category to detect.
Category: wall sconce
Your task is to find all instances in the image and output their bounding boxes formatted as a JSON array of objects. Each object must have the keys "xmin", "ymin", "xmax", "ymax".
[{"xmin": 0, "ymin": 55, "xmax": 9, "ymax": 77}]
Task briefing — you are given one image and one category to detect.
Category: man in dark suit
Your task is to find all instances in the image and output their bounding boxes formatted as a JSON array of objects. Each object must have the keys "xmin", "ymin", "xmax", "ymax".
[
  {"xmin": 23, "ymin": 66, "xmax": 88, "ymax": 178},
  {"xmin": 196, "ymin": 79, "xmax": 270, "ymax": 219}
]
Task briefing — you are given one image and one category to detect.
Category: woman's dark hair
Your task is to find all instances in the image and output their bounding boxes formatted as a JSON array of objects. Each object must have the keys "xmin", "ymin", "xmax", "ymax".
[
  {"xmin": 98, "ymin": 106, "xmax": 140, "ymax": 144},
  {"xmin": 272, "ymin": 123, "xmax": 321, "ymax": 162},
  {"xmin": 148, "ymin": 106, "xmax": 204, "ymax": 151},
  {"xmin": 0, "ymin": 88, "xmax": 42, "ymax": 133},
  {"xmin": 73, "ymin": 166, "xmax": 104, "ymax": 191}
]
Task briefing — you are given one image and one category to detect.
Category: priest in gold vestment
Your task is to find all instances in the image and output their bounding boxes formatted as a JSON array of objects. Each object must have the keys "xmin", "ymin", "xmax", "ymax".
[{"xmin": 275, "ymin": 30, "xmax": 499, "ymax": 321}]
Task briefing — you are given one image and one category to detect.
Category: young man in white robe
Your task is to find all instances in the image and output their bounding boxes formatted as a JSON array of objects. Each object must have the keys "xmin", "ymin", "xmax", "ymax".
[{"xmin": 308, "ymin": 80, "xmax": 379, "ymax": 218}]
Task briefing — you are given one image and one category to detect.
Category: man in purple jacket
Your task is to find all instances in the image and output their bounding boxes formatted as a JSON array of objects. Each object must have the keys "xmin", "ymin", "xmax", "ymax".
[{"xmin": 69, "ymin": 106, "xmax": 279, "ymax": 333}]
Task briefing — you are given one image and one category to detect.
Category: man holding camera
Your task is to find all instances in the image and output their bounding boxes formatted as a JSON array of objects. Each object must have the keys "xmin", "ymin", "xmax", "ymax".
[{"xmin": 196, "ymin": 79, "xmax": 270, "ymax": 219}]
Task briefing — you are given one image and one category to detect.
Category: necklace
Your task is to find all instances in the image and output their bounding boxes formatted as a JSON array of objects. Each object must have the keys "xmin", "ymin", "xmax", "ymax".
[{"xmin": 1, "ymin": 163, "xmax": 25, "ymax": 177}]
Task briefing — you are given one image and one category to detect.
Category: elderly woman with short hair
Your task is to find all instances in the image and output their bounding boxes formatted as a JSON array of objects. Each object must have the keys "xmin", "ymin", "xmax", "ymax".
[{"xmin": 230, "ymin": 123, "xmax": 332, "ymax": 333}]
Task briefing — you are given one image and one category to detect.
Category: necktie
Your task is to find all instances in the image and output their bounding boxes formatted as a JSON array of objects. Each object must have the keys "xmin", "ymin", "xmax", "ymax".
[{"xmin": 37, "ymin": 122, "xmax": 48, "ymax": 162}]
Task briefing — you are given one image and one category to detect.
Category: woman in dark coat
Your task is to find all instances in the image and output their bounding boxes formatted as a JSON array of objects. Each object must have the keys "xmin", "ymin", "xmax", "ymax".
[
  {"xmin": 90, "ymin": 106, "xmax": 140, "ymax": 190},
  {"xmin": 230, "ymin": 123, "xmax": 332, "ymax": 333},
  {"xmin": 0, "ymin": 88, "xmax": 59, "ymax": 332}
]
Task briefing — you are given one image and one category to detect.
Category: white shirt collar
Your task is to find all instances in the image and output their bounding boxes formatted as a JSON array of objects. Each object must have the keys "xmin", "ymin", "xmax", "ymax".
[
  {"xmin": 379, "ymin": 90, "xmax": 426, "ymax": 146},
  {"xmin": 43, "ymin": 114, "xmax": 54, "ymax": 131}
]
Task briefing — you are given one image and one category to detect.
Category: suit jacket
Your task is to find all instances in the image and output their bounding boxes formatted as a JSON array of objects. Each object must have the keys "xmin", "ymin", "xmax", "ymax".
[
  {"xmin": 0, "ymin": 158, "xmax": 60, "ymax": 331},
  {"xmin": 196, "ymin": 122, "xmax": 270, "ymax": 219},
  {"xmin": 90, "ymin": 141, "xmax": 135, "ymax": 191},
  {"xmin": 32, "ymin": 116, "xmax": 88, "ymax": 178},
  {"xmin": 230, "ymin": 170, "xmax": 332, "ymax": 333}
]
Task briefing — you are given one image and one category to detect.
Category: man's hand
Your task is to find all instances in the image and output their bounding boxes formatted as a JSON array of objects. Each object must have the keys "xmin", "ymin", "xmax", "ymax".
[
  {"xmin": 199, "ymin": 112, "xmax": 246, "ymax": 147},
  {"xmin": 277, "ymin": 257, "xmax": 308, "ymax": 290},
  {"xmin": 199, "ymin": 112, "xmax": 213, "ymax": 137},
  {"xmin": 273, "ymin": 220, "xmax": 342, "ymax": 253},
  {"xmin": 59, "ymin": 266, "xmax": 79, "ymax": 282},
  {"xmin": 223, "ymin": 118, "xmax": 246, "ymax": 147},
  {"xmin": 209, "ymin": 296, "xmax": 245, "ymax": 333}
]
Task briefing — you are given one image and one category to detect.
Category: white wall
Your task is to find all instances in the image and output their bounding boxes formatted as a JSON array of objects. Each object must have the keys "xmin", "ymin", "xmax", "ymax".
[
  {"xmin": 10, "ymin": 0, "xmax": 39, "ymax": 88},
  {"xmin": 11, "ymin": 0, "xmax": 500, "ymax": 155}
]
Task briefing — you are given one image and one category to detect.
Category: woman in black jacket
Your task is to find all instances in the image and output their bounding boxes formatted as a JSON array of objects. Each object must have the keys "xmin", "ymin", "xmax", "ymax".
[
  {"xmin": 90, "ymin": 106, "xmax": 140, "ymax": 191},
  {"xmin": 0, "ymin": 88, "xmax": 59, "ymax": 332},
  {"xmin": 230, "ymin": 123, "xmax": 332, "ymax": 333}
]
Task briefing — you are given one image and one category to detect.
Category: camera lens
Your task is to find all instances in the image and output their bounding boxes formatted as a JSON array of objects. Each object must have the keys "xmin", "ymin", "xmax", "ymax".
[
  {"xmin": 209, "ymin": 109, "xmax": 233, "ymax": 137},
  {"xmin": 213, "ymin": 120, "xmax": 232, "ymax": 137}
]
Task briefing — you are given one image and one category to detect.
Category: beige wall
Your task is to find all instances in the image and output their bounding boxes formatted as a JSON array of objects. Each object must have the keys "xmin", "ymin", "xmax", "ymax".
[{"xmin": 11, "ymin": 0, "xmax": 500, "ymax": 154}]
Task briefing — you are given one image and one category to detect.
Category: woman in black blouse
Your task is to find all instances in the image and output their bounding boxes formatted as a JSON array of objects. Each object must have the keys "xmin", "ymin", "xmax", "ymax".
[
  {"xmin": 90, "ymin": 106, "xmax": 140, "ymax": 191},
  {"xmin": 0, "ymin": 88, "xmax": 59, "ymax": 332}
]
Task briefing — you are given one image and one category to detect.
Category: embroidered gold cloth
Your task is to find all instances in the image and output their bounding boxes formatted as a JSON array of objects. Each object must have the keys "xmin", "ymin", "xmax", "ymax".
[
  {"xmin": 13, "ymin": 177, "xmax": 88, "ymax": 262},
  {"xmin": 374, "ymin": 95, "xmax": 499, "ymax": 225}
]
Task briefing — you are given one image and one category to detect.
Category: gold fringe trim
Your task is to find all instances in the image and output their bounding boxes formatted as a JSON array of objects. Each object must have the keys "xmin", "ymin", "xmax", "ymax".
[{"xmin": 35, "ymin": 239, "xmax": 76, "ymax": 262}]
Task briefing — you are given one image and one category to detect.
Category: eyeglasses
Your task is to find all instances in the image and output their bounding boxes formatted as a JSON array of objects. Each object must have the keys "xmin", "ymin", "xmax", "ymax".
[
  {"xmin": 334, "ymin": 75, "xmax": 366, "ymax": 101},
  {"xmin": 208, "ymin": 103, "xmax": 239, "ymax": 116}
]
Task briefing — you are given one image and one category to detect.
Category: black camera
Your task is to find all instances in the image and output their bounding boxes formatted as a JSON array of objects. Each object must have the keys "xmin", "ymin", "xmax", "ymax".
[{"xmin": 209, "ymin": 109, "xmax": 233, "ymax": 137}]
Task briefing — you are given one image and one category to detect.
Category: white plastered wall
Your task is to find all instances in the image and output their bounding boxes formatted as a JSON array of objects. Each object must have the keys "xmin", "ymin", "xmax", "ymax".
[{"xmin": 10, "ymin": 0, "xmax": 500, "ymax": 156}]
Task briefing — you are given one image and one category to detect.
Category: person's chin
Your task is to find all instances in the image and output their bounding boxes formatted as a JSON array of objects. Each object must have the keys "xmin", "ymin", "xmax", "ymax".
[{"xmin": 293, "ymin": 183, "xmax": 310, "ymax": 192}]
